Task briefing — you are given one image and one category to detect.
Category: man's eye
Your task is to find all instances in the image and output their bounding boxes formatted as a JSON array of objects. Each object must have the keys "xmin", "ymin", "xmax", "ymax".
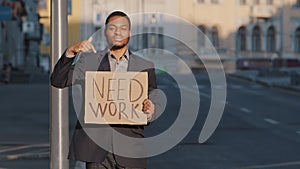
[
  {"xmin": 121, "ymin": 27, "xmax": 128, "ymax": 31},
  {"xmin": 109, "ymin": 27, "xmax": 116, "ymax": 31}
]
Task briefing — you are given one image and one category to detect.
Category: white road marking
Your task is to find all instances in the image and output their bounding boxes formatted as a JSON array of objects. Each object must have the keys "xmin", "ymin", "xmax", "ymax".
[
  {"xmin": 237, "ymin": 160, "xmax": 300, "ymax": 169},
  {"xmin": 230, "ymin": 85, "xmax": 243, "ymax": 89},
  {"xmin": 240, "ymin": 108, "xmax": 251, "ymax": 113},
  {"xmin": 296, "ymin": 131, "xmax": 300, "ymax": 135},
  {"xmin": 264, "ymin": 118, "xmax": 279, "ymax": 125}
]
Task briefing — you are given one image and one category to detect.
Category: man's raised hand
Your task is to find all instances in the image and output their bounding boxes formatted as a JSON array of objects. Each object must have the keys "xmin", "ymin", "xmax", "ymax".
[{"xmin": 66, "ymin": 37, "xmax": 96, "ymax": 58}]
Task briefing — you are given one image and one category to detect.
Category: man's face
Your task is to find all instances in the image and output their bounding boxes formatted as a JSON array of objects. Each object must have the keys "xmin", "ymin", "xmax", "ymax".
[{"xmin": 105, "ymin": 16, "xmax": 130, "ymax": 50}]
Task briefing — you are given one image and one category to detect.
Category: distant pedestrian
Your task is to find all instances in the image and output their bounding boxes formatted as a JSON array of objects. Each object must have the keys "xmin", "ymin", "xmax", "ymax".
[{"xmin": 3, "ymin": 62, "xmax": 12, "ymax": 84}]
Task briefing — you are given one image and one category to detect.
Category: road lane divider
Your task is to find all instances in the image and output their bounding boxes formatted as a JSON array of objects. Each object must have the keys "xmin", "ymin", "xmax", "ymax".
[
  {"xmin": 264, "ymin": 118, "xmax": 279, "ymax": 125},
  {"xmin": 240, "ymin": 108, "xmax": 251, "ymax": 114}
]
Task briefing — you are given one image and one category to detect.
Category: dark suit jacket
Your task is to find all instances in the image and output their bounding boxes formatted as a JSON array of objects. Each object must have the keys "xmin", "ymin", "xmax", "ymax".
[{"xmin": 50, "ymin": 50, "xmax": 157, "ymax": 168}]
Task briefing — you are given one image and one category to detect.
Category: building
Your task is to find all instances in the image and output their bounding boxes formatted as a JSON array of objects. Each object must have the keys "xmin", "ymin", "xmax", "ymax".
[
  {"xmin": 179, "ymin": 0, "xmax": 300, "ymax": 69},
  {"xmin": 38, "ymin": 0, "xmax": 81, "ymax": 56},
  {"xmin": 38, "ymin": 0, "xmax": 300, "ymax": 72}
]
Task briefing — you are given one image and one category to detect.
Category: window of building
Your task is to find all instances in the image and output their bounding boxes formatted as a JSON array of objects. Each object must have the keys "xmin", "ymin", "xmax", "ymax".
[
  {"xmin": 158, "ymin": 27, "xmax": 164, "ymax": 49},
  {"xmin": 266, "ymin": 0, "xmax": 273, "ymax": 5},
  {"xmin": 67, "ymin": 0, "xmax": 72, "ymax": 15},
  {"xmin": 252, "ymin": 26, "xmax": 261, "ymax": 51},
  {"xmin": 211, "ymin": 0, "xmax": 219, "ymax": 4},
  {"xmin": 237, "ymin": 26, "xmax": 247, "ymax": 51},
  {"xmin": 239, "ymin": 0, "xmax": 247, "ymax": 5},
  {"xmin": 295, "ymin": 27, "xmax": 300, "ymax": 53},
  {"xmin": 211, "ymin": 26, "xmax": 219, "ymax": 48},
  {"xmin": 142, "ymin": 27, "xmax": 148, "ymax": 49},
  {"xmin": 295, "ymin": 0, "xmax": 300, "ymax": 7},
  {"xmin": 198, "ymin": 25, "xmax": 206, "ymax": 47},
  {"xmin": 253, "ymin": 0, "xmax": 260, "ymax": 5},
  {"xmin": 150, "ymin": 27, "xmax": 157, "ymax": 48},
  {"xmin": 266, "ymin": 26, "xmax": 276, "ymax": 52}
]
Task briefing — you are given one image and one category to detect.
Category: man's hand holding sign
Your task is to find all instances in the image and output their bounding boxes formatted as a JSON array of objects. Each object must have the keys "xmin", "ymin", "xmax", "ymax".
[{"xmin": 85, "ymin": 71, "xmax": 154, "ymax": 125}]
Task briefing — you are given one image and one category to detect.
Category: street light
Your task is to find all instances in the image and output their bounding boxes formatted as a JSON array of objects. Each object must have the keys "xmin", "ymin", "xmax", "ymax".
[{"xmin": 50, "ymin": 0, "xmax": 69, "ymax": 169}]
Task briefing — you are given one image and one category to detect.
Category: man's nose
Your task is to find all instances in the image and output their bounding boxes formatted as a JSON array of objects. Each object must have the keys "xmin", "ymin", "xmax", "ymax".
[{"xmin": 114, "ymin": 28, "xmax": 121, "ymax": 35}]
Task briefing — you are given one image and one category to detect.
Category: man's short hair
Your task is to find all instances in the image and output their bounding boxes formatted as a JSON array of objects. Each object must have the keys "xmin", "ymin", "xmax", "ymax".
[{"xmin": 105, "ymin": 11, "xmax": 131, "ymax": 30}]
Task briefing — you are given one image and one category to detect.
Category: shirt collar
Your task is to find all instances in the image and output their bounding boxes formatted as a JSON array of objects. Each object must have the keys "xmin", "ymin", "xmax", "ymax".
[{"xmin": 108, "ymin": 49, "xmax": 129, "ymax": 60}]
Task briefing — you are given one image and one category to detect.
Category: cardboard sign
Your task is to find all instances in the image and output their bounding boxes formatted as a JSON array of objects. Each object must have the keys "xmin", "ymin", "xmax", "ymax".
[{"xmin": 85, "ymin": 71, "xmax": 148, "ymax": 125}]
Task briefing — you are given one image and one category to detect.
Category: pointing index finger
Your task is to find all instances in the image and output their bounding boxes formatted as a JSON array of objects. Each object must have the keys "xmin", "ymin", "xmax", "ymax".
[
  {"xmin": 88, "ymin": 36, "xmax": 93, "ymax": 42},
  {"xmin": 88, "ymin": 37, "xmax": 96, "ymax": 53}
]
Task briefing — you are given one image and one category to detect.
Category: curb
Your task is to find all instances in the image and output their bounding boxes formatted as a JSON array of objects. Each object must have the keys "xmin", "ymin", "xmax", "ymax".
[
  {"xmin": 229, "ymin": 74, "xmax": 300, "ymax": 93},
  {"xmin": 0, "ymin": 144, "xmax": 50, "ymax": 161},
  {"xmin": 272, "ymin": 83, "xmax": 300, "ymax": 93},
  {"xmin": 228, "ymin": 73, "xmax": 257, "ymax": 83},
  {"xmin": 0, "ymin": 152, "xmax": 49, "ymax": 161}
]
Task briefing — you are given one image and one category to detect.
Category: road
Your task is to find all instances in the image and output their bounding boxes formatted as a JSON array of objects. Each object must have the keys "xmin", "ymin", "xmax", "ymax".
[
  {"xmin": 0, "ymin": 70, "xmax": 300, "ymax": 169},
  {"xmin": 148, "ymin": 70, "xmax": 300, "ymax": 169}
]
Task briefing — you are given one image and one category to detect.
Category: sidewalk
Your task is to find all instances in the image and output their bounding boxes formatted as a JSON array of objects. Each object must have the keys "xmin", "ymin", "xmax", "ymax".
[
  {"xmin": 0, "ymin": 80, "xmax": 49, "ymax": 168},
  {"xmin": 0, "ymin": 72, "xmax": 82, "ymax": 169},
  {"xmin": 0, "ymin": 81, "xmax": 82, "ymax": 169},
  {"xmin": 229, "ymin": 67, "xmax": 300, "ymax": 93}
]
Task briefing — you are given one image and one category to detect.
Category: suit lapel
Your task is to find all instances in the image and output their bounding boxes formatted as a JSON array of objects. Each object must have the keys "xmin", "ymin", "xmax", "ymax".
[
  {"xmin": 98, "ymin": 52, "xmax": 111, "ymax": 71},
  {"xmin": 128, "ymin": 52, "xmax": 138, "ymax": 72}
]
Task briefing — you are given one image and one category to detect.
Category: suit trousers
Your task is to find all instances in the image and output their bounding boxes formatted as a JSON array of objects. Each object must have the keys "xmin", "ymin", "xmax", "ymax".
[{"xmin": 85, "ymin": 152, "xmax": 145, "ymax": 169}]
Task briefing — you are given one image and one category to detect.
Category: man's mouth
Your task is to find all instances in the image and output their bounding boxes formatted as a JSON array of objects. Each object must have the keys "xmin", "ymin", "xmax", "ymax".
[{"xmin": 114, "ymin": 36, "xmax": 124, "ymax": 42}]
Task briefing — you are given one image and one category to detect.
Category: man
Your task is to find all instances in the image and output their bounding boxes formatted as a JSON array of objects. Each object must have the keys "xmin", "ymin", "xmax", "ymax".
[{"xmin": 51, "ymin": 11, "xmax": 157, "ymax": 169}]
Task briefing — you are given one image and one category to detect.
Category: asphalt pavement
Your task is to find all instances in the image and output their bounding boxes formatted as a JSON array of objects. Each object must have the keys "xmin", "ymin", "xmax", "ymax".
[{"xmin": 1, "ymin": 69, "xmax": 300, "ymax": 169}]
